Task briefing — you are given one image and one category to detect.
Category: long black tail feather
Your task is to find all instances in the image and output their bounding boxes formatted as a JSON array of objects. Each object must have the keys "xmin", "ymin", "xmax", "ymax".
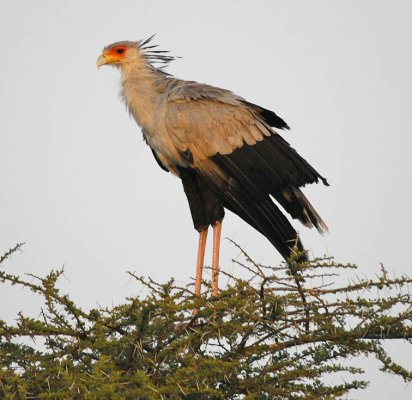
[{"xmin": 222, "ymin": 188, "xmax": 308, "ymax": 262}]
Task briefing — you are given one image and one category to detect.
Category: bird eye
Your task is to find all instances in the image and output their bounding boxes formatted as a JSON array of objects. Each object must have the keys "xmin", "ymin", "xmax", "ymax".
[{"xmin": 116, "ymin": 48, "xmax": 124, "ymax": 54}]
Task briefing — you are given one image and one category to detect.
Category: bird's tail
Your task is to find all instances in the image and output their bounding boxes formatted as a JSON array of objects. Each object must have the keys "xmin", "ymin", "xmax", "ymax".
[
  {"xmin": 273, "ymin": 187, "xmax": 328, "ymax": 234},
  {"xmin": 223, "ymin": 189, "xmax": 308, "ymax": 262}
]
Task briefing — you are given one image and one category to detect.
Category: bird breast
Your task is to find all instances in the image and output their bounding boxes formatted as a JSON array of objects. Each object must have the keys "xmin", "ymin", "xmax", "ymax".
[{"xmin": 121, "ymin": 78, "xmax": 187, "ymax": 174}]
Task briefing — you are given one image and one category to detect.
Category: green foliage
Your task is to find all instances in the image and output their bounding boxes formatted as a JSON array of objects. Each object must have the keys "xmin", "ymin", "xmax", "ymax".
[{"xmin": 0, "ymin": 242, "xmax": 411, "ymax": 399}]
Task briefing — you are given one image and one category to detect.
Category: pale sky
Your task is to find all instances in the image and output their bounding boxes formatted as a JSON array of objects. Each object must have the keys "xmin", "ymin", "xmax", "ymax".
[{"xmin": 1, "ymin": 0, "xmax": 411, "ymax": 398}]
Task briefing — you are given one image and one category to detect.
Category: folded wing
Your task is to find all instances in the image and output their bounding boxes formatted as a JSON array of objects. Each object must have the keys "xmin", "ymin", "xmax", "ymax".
[{"xmin": 164, "ymin": 82, "xmax": 328, "ymax": 260}]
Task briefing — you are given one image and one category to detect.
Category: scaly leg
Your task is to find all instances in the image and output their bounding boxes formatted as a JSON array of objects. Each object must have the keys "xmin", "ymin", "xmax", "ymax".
[
  {"xmin": 212, "ymin": 221, "xmax": 222, "ymax": 296},
  {"xmin": 193, "ymin": 229, "xmax": 208, "ymax": 316},
  {"xmin": 194, "ymin": 229, "xmax": 208, "ymax": 297}
]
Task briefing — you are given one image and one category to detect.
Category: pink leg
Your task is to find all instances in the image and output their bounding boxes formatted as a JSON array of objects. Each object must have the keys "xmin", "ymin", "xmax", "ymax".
[
  {"xmin": 193, "ymin": 229, "xmax": 208, "ymax": 316},
  {"xmin": 194, "ymin": 229, "xmax": 208, "ymax": 296},
  {"xmin": 212, "ymin": 221, "xmax": 222, "ymax": 296}
]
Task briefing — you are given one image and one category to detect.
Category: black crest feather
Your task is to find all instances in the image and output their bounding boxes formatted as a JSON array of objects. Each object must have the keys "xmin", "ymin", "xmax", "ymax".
[{"xmin": 138, "ymin": 34, "xmax": 180, "ymax": 69}]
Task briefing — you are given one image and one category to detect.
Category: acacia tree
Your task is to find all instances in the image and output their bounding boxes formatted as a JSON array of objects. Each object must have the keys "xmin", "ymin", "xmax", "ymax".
[{"xmin": 0, "ymin": 242, "xmax": 411, "ymax": 399}]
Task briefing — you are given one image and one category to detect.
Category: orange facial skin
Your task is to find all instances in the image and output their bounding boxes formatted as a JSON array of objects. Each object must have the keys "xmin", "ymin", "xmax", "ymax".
[
  {"xmin": 97, "ymin": 45, "xmax": 129, "ymax": 68},
  {"xmin": 106, "ymin": 45, "xmax": 128, "ymax": 59}
]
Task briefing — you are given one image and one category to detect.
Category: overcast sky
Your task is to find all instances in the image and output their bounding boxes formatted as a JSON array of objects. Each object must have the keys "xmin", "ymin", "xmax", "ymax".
[{"xmin": 1, "ymin": 0, "xmax": 411, "ymax": 398}]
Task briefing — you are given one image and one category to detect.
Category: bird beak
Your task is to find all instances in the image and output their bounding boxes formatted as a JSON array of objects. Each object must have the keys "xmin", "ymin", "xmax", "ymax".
[{"xmin": 96, "ymin": 54, "xmax": 109, "ymax": 69}]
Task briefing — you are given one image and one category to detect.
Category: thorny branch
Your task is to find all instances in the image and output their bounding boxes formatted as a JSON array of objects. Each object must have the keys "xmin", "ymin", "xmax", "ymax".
[{"xmin": 0, "ymin": 242, "xmax": 411, "ymax": 399}]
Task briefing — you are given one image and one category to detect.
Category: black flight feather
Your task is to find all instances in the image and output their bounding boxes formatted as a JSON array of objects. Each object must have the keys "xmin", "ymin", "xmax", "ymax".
[
  {"xmin": 242, "ymin": 100, "xmax": 290, "ymax": 130},
  {"xmin": 207, "ymin": 131, "xmax": 328, "ymax": 244}
]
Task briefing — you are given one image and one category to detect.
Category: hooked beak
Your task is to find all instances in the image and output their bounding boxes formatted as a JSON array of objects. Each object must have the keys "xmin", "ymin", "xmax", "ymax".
[
  {"xmin": 96, "ymin": 54, "xmax": 109, "ymax": 69},
  {"xmin": 97, "ymin": 53, "xmax": 124, "ymax": 68}
]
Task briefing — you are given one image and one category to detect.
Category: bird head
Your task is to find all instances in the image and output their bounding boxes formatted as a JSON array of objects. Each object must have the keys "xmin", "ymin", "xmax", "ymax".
[
  {"xmin": 97, "ymin": 36, "xmax": 177, "ymax": 71},
  {"xmin": 96, "ymin": 41, "xmax": 140, "ymax": 69}
]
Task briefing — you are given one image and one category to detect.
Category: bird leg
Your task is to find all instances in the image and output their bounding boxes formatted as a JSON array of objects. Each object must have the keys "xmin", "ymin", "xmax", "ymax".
[
  {"xmin": 192, "ymin": 229, "xmax": 208, "ymax": 317},
  {"xmin": 194, "ymin": 229, "xmax": 208, "ymax": 297},
  {"xmin": 212, "ymin": 221, "xmax": 222, "ymax": 296}
]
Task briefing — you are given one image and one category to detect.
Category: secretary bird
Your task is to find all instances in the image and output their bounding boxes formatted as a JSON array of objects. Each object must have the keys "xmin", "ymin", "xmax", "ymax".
[{"xmin": 97, "ymin": 36, "xmax": 328, "ymax": 298}]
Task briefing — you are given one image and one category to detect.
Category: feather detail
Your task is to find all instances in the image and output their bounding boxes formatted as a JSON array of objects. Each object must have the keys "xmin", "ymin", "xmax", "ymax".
[
  {"xmin": 138, "ymin": 34, "xmax": 180, "ymax": 69},
  {"xmin": 104, "ymin": 37, "xmax": 329, "ymax": 262}
]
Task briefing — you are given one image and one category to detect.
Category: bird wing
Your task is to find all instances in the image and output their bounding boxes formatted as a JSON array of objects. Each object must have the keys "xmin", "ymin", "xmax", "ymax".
[
  {"xmin": 165, "ymin": 81, "xmax": 328, "ymax": 234},
  {"xmin": 165, "ymin": 84, "xmax": 271, "ymax": 166}
]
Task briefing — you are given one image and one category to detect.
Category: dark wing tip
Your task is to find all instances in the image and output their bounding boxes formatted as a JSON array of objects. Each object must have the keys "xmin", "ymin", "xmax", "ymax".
[
  {"xmin": 320, "ymin": 177, "xmax": 330, "ymax": 186},
  {"xmin": 260, "ymin": 107, "xmax": 290, "ymax": 130},
  {"xmin": 242, "ymin": 100, "xmax": 290, "ymax": 130}
]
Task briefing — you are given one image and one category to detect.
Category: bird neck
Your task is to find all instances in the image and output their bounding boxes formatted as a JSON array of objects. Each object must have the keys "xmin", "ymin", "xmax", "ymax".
[{"xmin": 120, "ymin": 63, "xmax": 165, "ymax": 132}]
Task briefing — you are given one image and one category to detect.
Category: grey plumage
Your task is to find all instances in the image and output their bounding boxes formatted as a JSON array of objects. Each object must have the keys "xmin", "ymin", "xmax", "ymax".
[{"xmin": 98, "ymin": 38, "xmax": 328, "ymax": 264}]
